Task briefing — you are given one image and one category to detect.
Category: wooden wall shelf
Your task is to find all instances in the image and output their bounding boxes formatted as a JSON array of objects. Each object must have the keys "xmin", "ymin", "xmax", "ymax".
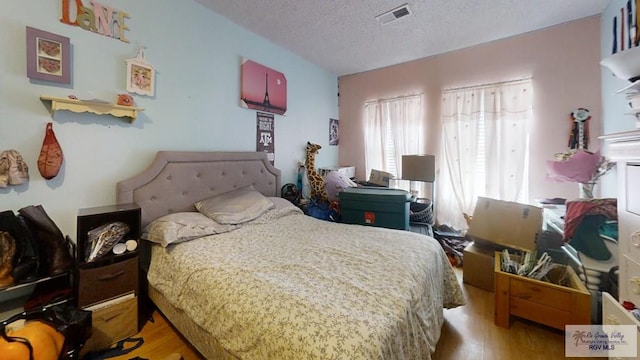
[{"xmin": 40, "ymin": 96, "xmax": 144, "ymax": 122}]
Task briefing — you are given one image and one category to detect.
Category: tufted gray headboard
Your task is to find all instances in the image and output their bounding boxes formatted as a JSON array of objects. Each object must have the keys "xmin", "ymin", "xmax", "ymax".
[{"xmin": 116, "ymin": 151, "xmax": 281, "ymax": 228}]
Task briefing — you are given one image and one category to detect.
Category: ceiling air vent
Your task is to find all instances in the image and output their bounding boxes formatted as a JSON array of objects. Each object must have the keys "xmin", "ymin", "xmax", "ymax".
[{"xmin": 375, "ymin": 3, "xmax": 411, "ymax": 25}]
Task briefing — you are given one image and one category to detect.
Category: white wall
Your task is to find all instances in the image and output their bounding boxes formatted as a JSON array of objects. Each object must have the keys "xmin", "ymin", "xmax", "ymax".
[
  {"xmin": 599, "ymin": 0, "xmax": 638, "ymax": 197},
  {"xmin": 0, "ymin": 1, "xmax": 338, "ymax": 237}
]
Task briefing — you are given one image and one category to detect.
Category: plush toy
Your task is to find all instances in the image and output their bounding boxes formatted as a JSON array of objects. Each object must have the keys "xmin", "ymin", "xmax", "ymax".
[
  {"xmin": 324, "ymin": 171, "xmax": 357, "ymax": 202},
  {"xmin": 304, "ymin": 142, "xmax": 329, "ymax": 203}
]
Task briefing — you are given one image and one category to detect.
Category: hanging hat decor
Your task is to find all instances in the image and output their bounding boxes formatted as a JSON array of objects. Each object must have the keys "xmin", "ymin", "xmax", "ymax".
[
  {"xmin": 38, "ymin": 122, "xmax": 64, "ymax": 180},
  {"xmin": 0, "ymin": 150, "xmax": 29, "ymax": 187}
]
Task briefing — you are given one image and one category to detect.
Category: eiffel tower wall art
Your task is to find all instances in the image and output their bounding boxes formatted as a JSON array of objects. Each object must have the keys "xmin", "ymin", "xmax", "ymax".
[{"xmin": 240, "ymin": 58, "xmax": 287, "ymax": 115}]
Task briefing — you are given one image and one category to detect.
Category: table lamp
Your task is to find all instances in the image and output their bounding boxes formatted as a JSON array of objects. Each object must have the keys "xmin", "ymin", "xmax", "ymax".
[{"xmin": 401, "ymin": 155, "xmax": 435, "ymax": 200}]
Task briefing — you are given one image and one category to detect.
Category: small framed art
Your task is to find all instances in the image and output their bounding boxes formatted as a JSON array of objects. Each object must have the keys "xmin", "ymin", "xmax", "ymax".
[
  {"xmin": 26, "ymin": 26, "xmax": 71, "ymax": 84},
  {"xmin": 126, "ymin": 50, "xmax": 155, "ymax": 96},
  {"xmin": 329, "ymin": 118, "xmax": 339, "ymax": 145}
]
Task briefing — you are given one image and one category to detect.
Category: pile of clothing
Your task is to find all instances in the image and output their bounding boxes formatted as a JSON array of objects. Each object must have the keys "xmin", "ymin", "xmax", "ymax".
[{"xmin": 564, "ymin": 198, "xmax": 618, "ymax": 260}]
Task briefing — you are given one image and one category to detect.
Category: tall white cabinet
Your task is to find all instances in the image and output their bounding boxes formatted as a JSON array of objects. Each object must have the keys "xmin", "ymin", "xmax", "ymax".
[{"xmin": 602, "ymin": 130, "xmax": 640, "ymax": 359}]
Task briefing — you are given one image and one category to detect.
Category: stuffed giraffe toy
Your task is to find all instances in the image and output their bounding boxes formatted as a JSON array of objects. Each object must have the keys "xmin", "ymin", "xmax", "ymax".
[{"xmin": 305, "ymin": 142, "xmax": 329, "ymax": 203}]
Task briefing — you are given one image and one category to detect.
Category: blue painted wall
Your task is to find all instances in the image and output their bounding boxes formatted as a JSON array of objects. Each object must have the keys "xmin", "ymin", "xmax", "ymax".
[{"xmin": 0, "ymin": 1, "xmax": 338, "ymax": 236}]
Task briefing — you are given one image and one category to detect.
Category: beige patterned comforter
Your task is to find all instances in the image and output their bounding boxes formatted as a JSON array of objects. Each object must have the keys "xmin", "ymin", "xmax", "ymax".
[{"xmin": 147, "ymin": 205, "xmax": 465, "ymax": 360}]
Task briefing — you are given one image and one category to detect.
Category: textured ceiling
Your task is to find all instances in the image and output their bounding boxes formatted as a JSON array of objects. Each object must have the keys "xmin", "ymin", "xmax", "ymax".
[{"xmin": 196, "ymin": 0, "xmax": 609, "ymax": 76}]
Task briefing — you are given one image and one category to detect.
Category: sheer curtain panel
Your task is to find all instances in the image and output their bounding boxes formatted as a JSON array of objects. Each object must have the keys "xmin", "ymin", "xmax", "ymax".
[
  {"xmin": 364, "ymin": 95, "xmax": 423, "ymax": 179},
  {"xmin": 439, "ymin": 80, "xmax": 532, "ymax": 230}
]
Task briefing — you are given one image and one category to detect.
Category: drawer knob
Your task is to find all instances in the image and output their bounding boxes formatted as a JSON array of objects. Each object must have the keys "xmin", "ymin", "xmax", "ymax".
[
  {"xmin": 606, "ymin": 314, "xmax": 621, "ymax": 325},
  {"xmin": 630, "ymin": 277, "xmax": 640, "ymax": 294},
  {"xmin": 632, "ymin": 231, "xmax": 640, "ymax": 247}
]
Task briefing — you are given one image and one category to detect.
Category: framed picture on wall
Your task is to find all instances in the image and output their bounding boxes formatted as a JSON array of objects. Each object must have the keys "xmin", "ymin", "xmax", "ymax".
[
  {"xmin": 126, "ymin": 50, "xmax": 155, "ymax": 96},
  {"xmin": 329, "ymin": 118, "xmax": 339, "ymax": 145},
  {"xmin": 240, "ymin": 58, "xmax": 287, "ymax": 115},
  {"xmin": 26, "ymin": 27, "xmax": 71, "ymax": 84}
]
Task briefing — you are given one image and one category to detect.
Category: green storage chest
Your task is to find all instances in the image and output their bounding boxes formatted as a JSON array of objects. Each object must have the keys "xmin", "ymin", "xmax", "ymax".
[{"xmin": 339, "ymin": 187, "xmax": 411, "ymax": 230}]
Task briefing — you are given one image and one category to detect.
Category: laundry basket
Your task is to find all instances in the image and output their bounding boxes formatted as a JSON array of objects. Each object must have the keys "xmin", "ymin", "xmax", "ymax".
[{"xmin": 409, "ymin": 200, "xmax": 434, "ymax": 226}]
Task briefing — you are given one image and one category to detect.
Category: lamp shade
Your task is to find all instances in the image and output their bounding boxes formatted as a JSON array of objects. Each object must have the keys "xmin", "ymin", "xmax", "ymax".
[{"xmin": 401, "ymin": 155, "xmax": 435, "ymax": 182}]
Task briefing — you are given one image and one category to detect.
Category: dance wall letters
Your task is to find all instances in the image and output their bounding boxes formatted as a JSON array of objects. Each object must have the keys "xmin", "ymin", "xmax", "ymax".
[{"xmin": 60, "ymin": 0, "xmax": 130, "ymax": 43}]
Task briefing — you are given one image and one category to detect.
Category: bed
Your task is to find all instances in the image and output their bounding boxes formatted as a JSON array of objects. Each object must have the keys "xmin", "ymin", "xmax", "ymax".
[{"xmin": 116, "ymin": 151, "xmax": 465, "ymax": 360}]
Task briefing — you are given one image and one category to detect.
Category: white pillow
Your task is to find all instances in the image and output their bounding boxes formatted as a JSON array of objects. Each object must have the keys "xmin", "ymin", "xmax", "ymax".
[
  {"xmin": 194, "ymin": 185, "xmax": 275, "ymax": 224},
  {"xmin": 142, "ymin": 212, "xmax": 238, "ymax": 247},
  {"xmin": 269, "ymin": 197, "xmax": 301, "ymax": 211}
]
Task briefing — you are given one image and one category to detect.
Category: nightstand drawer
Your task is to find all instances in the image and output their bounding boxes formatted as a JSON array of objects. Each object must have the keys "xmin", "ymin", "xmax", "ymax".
[
  {"xmin": 81, "ymin": 296, "xmax": 138, "ymax": 355},
  {"xmin": 78, "ymin": 257, "xmax": 138, "ymax": 307}
]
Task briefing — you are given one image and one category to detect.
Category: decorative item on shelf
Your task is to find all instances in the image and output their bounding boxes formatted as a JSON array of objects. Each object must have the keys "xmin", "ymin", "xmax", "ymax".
[
  {"xmin": 117, "ymin": 94, "xmax": 134, "ymax": 106},
  {"xmin": 37, "ymin": 123, "xmax": 63, "ymax": 180},
  {"xmin": 578, "ymin": 182, "xmax": 597, "ymax": 199},
  {"xmin": 545, "ymin": 149, "xmax": 615, "ymax": 199},
  {"xmin": 126, "ymin": 48, "xmax": 155, "ymax": 97}
]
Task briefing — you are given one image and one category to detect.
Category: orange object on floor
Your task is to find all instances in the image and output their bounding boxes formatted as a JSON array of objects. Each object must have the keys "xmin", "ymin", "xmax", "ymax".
[{"xmin": 0, "ymin": 321, "xmax": 64, "ymax": 360}]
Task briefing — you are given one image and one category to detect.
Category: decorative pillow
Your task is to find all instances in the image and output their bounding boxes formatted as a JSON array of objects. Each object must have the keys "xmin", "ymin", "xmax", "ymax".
[
  {"xmin": 195, "ymin": 185, "xmax": 275, "ymax": 224},
  {"xmin": 142, "ymin": 212, "xmax": 238, "ymax": 247}
]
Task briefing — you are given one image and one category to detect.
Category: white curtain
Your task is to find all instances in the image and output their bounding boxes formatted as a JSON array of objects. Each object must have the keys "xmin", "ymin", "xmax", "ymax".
[
  {"xmin": 364, "ymin": 95, "xmax": 423, "ymax": 178},
  {"xmin": 439, "ymin": 80, "xmax": 532, "ymax": 230},
  {"xmin": 388, "ymin": 96, "xmax": 424, "ymax": 176},
  {"xmin": 364, "ymin": 102, "xmax": 385, "ymax": 176}
]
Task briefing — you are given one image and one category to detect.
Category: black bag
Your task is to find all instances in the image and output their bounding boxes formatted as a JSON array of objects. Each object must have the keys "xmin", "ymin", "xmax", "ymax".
[{"xmin": 1, "ymin": 303, "xmax": 92, "ymax": 360}]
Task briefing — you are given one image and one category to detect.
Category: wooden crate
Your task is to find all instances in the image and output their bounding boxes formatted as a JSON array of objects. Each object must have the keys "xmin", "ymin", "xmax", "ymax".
[{"xmin": 494, "ymin": 252, "xmax": 591, "ymax": 330}]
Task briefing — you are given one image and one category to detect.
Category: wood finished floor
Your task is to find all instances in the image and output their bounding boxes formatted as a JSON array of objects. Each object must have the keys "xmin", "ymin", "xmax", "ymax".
[{"xmin": 108, "ymin": 267, "xmax": 604, "ymax": 360}]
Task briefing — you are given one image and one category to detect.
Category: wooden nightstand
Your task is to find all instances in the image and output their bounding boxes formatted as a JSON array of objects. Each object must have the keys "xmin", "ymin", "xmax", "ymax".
[{"xmin": 76, "ymin": 203, "xmax": 141, "ymax": 354}]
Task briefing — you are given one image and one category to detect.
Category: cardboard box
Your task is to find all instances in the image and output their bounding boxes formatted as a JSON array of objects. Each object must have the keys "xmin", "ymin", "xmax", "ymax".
[
  {"xmin": 463, "ymin": 242, "xmax": 496, "ymax": 292},
  {"xmin": 494, "ymin": 252, "xmax": 591, "ymax": 330},
  {"xmin": 367, "ymin": 169, "xmax": 395, "ymax": 187},
  {"xmin": 462, "ymin": 198, "xmax": 543, "ymax": 291},
  {"xmin": 339, "ymin": 188, "xmax": 410, "ymax": 230},
  {"xmin": 467, "ymin": 197, "xmax": 542, "ymax": 251},
  {"xmin": 319, "ymin": 166, "xmax": 356, "ymax": 179}
]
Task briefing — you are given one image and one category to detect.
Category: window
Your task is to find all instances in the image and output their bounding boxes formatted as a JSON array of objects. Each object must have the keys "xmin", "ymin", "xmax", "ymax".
[
  {"xmin": 439, "ymin": 79, "xmax": 533, "ymax": 230},
  {"xmin": 363, "ymin": 94, "xmax": 423, "ymax": 179}
]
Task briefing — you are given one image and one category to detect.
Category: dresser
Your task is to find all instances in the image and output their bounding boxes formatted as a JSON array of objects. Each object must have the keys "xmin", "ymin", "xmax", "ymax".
[{"xmin": 601, "ymin": 130, "xmax": 640, "ymax": 358}]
